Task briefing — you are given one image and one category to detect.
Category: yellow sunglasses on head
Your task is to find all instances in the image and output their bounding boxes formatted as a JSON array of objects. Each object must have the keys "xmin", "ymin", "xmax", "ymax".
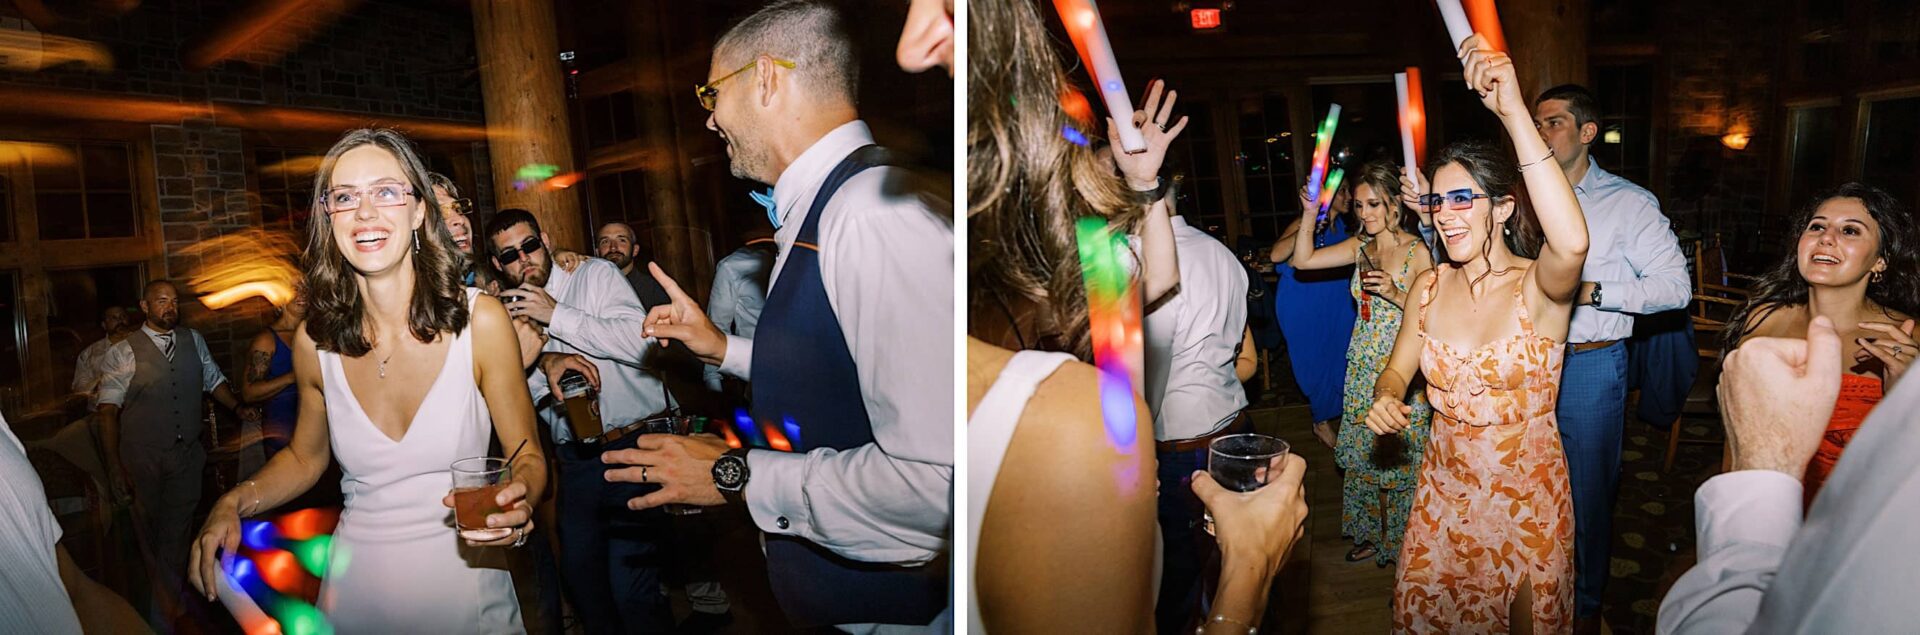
[{"xmin": 695, "ymin": 57, "xmax": 798, "ymax": 111}]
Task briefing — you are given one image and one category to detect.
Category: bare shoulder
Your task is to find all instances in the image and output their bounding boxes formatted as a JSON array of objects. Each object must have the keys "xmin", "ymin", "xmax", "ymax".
[
  {"xmin": 468, "ymin": 293, "xmax": 510, "ymax": 333},
  {"xmin": 1744, "ymin": 303, "xmax": 1805, "ymax": 341},
  {"xmin": 249, "ymin": 329, "xmax": 277, "ymax": 351},
  {"xmin": 1016, "ymin": 361, "xmax": 1155, "ymax": 498}
]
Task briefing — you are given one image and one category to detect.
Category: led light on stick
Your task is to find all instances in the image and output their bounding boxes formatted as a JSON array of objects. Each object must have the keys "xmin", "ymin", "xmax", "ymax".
[
  {"xmin": 1304, "ymin": 104, "xmax": 1342, "ymax": 209},
  {"xmin": 1317, "ymin": 167, "xmax": 1346, "ymax": 216},
  {"xmin": 1075, "ymin": 217, "xmax": 1143, "ymax": 448},
  {"xmin": 1395, "ymin": 67, "xmax": 1428, "ymax": 185},
  {"xmin": 1053, "ymin": 0, "xmax": 1145, "ymax": 153}
]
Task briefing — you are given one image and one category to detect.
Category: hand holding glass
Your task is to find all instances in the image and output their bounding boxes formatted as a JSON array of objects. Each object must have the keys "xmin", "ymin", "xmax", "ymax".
[{"xmin": 1203, "ymin": 433, "xmax": 1291, "ymax": 535}]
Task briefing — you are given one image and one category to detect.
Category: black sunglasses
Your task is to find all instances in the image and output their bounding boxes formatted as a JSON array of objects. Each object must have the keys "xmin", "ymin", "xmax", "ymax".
[{"xmin": 495, "ymin": 236, "xmax": 545, "ymax": 266}]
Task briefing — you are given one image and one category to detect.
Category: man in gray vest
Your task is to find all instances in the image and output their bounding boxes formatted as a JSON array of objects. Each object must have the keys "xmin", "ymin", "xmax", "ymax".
[{"xmin": 95, "ymin": 280, "xmax": 249, "ymax": 628}]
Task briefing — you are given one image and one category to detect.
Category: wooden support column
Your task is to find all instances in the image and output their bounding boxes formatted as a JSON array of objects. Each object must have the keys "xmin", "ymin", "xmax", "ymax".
[
  {"xmin": 472, "ymin": 0, "xmax": 586, "ymax": 252},
  {"xmin": 630, "ymin": 0, "xmax": 713, "ymax": 300},
  {"xmin": 1503, "ymin": 0, "xmax": 1591, "ymax": 103}
]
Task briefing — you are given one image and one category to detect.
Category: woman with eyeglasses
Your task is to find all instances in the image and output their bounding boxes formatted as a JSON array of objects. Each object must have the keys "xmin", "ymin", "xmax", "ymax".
[
  {"xmin": 186, "ymin": 128, "xmax": 546, "ymax": 633},
  {"xmin": 1721, "ymin": 182, "xmax": 1918, "ymax": 508},
  {"xmin": 1287, "ymin": 159, "xmax": 1434, "ymax": 569},
  {"xmin": 1364, "ymin": 35, "xmax": 1589, "ymax": 634}
]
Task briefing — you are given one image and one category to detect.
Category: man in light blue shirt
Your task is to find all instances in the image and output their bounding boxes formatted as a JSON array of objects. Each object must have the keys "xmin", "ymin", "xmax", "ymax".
[{"xmin": 1534, "ymin": 84, "xmax": 1692, "ymax": 631}]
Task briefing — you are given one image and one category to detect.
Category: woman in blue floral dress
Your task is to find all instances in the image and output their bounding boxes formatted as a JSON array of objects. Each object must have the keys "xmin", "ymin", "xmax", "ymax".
[{"xmin": 1288, "ymin": 161, "xmax": 1433, "ymax": 566}]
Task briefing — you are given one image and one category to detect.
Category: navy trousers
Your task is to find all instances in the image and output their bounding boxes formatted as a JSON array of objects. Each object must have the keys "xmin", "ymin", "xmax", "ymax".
[
  {"xmin": 1555, "ymin": 343, "xmax": 1628, "ymax": 618},
  {"xmin": 555, "ymin": 435, "xmax": 673, "ymax": 634}
]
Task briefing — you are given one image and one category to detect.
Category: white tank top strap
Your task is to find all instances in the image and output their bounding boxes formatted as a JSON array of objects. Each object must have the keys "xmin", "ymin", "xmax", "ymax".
[{"xmin": 965, "ymin": 348, "xmax": 1075, "ymax": 634}]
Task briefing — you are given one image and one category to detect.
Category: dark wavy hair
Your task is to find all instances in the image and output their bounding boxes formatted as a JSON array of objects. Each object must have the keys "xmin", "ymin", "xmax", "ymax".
[
  {"xmin": 302, "ymin": 128, "xmax": 469, "ymax": 356},
  {"xmin": 967, "ymin": 0, "xmax": 1138, "ymax": 360},
  {"xmin": 1721, "ymin": 182, "xmax": 1920, "ymax": 353},
  {"xmin": 1424, "ymin": 139, "xmax": 1542, "ymax": 283}
]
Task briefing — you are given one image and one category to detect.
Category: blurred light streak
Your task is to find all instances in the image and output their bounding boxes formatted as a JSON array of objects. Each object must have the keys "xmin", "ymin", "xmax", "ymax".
[
  {"xmin": 0, "ymin": 21, "xmax": 113, "ymax": 72},
  {"xmin": 180, "ymin": 229, "xmax": 302, "ymax": 310}
]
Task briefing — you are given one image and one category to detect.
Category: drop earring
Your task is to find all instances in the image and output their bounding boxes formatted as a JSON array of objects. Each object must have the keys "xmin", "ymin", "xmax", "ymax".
[{"xmin": 413, "ymin": 228, "xmax": 421, "ymax": 253}]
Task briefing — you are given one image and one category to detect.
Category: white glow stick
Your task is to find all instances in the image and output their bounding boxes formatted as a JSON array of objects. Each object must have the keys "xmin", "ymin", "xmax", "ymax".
[
  {"xmin": 1395, "ymin": 72, "xmax": 1418, "ymax": 185},
  {"xmin": 1436, "ymin": 0, "xmax": 1474, "ymax": 51},
  {"xmin": 1057, "ymin": 0, "xmax": 1146, "ymax": 153}
]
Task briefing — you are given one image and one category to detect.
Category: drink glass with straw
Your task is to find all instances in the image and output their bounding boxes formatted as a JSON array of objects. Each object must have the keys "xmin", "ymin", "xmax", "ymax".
[
  {"xmin": 1357, "ymin": 240, "xmax": 1378, "ymax": 322},
  {"xmin": 1202, "ymin": 433, "xmax": 1291, "ymax": 536},
  {"xmin": 450, "ymin": 440, "xmax": 528, "ymax": 542}
]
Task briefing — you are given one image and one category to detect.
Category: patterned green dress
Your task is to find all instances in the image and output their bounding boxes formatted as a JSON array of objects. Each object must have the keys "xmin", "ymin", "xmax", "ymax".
[{"xmin": 1333, "ymin": 236, "xmax": 1432, "ymax": 566}]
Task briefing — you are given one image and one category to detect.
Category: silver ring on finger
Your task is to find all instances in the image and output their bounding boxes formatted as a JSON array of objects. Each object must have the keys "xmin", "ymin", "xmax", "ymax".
[
  {"xmin": 640, "ymin": 465, "xmax": 649, "ymax": 483},
  {"xmin": 511, "ymin": 526, "xmax": 528, "ymax": 548}
]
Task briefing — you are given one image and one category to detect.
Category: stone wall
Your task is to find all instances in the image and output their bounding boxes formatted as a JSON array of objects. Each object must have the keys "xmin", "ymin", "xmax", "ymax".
[{"xmin": 1651, "ymin": 0, "xmax": 1785, "ymax": 270}]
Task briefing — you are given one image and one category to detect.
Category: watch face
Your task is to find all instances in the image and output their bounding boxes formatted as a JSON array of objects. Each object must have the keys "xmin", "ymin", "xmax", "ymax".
[{"xmin": 714, "ymin": 457, "xmax": 746, "ymax": 490}]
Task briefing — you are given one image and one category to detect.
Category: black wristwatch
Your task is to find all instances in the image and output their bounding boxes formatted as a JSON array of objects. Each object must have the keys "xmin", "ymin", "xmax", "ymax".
[
  {"xmin": 712, "ymin": 447, "xmax": 752, "ymax": 505},
  {"xmin": 1588, "ymin": 282, "xmax": 1604, "ymax": 307},
  {"xmin": 1129, "ymin": 176, "xmax": 1168, "ymax": 206}
]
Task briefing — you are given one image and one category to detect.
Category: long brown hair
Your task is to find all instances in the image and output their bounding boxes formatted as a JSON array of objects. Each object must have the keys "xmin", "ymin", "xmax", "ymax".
[
  {"xmin": 302, "ymin": 128, "xmax": 469, "ymax": 356},
  {"xmin": 968, "ymin": 0, "xmax": 1138, "ymax": 359}
]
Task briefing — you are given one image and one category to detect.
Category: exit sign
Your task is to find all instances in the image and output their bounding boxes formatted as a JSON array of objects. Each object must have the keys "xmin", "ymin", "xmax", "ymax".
[{"xmin": 1190, "ymin": 8, "xmax": 1222, "ymax": 30}]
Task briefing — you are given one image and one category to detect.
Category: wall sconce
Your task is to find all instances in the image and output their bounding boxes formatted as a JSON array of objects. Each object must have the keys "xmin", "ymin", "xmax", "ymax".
[{"xmin": 1721, "ymin": 124, "xmax": 1751, "ymax": 151}]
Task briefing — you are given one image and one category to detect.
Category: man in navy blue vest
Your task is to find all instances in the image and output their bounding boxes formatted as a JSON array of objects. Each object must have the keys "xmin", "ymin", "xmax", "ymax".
[{"xmin": 602, "ymin": 0, "xmax": 952, "ymax": 630}]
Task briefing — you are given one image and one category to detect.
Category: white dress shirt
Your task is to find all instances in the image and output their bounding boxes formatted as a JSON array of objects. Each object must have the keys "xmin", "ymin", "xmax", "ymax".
[
  {"xmin": 0, "ymin": 412, "xmax": 85, "ymax": 634},
  {"xmin": 1658, "ymin": 374, "xmax": 1920, "ymax": 633},
  {"xmin": 526, "ymin": 259, "xmax": 669, "ymax": 440},
  {"xmin": 71, "ymin": 337, "xmax": 117, "ymax": 406},
  {"xmin": 1567, "ymin": 158, "xmax": 1691, "ymax": 344},
  {"xmin": 1141, "ymin": 217, "xmax": 1249, "ymax": 441},
  {"xmin": 703, "ymin": 244, "xmax": 773, "ymax": 392},
  {"xmin": 714, "ymin": 120, "xmax": 953, "ymax": 566},
  {"xmin": 95, "ymin": 325, "xmax": 229, "ymax": 408}
]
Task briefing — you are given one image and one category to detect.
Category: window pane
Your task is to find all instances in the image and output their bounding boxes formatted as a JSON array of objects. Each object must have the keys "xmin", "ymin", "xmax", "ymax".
[
  {"xmin": 590, "ymin": 173, "xmax": 624, "ymax": 226},
  {"xmin": 1240, "ymin": 138, "xmax": 1271, "ymax": 175},
  {"xmin": 0, "ymin": 175, "xmax": 12, "ymax": 242},
  {"xmin": 0, "ymin": 272, "xmax": 20, "ymax": 416},
  {"xmin": 46, "ymin": 265, "xmax": 144, "ymax": 392},
  {"xmin": 86, "ymin": 192, "xmax": 136, "ymax": 238},
  {"xmin": 37, "ymin": 192, "xmax": 85, "ymax": 240},
  {"xmin": 1787, "ymin": 105, "xmax": 1839, "ymax": 209},
  {"xmin": 620, "ymin": 170, "xmax": 648, "ymax": 222},
  {"xmin": 610, "ymin": 91, "xmax": 638, "ymax": 143},
  {"xmin": 31, "ymin": 145, "xmax": 82, "ymax": 191},
  {"xmin": 584, "ymin": 95, "xmax": 616, "ymax": 149},
  {"xmin": 1861, "ymin": 96, "xmax": 1920, "ymax": 212},
  {"xmin": 82, "ymin": 143, "xmax": 131, "ymax": 191},
  {"xmin": 1244, "ymin": 175, "xmax": 1274, "ymax": 214}
]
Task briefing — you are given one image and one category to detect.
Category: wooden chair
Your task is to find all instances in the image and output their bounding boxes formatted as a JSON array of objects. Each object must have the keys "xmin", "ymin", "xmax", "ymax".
[{"xmin": 1665, "ymin": 235, "xmax": 1751, "ymax": 472}]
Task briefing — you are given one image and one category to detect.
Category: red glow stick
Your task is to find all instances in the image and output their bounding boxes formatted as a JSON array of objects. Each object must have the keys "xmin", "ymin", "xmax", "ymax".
[
  {"xmin": 1053, "ymin": 0, "xmax": 1146, "ymax": 153},
  {"xmin": 1463, "ymin": 0, "xmax": 1509, "ymax": 53}
]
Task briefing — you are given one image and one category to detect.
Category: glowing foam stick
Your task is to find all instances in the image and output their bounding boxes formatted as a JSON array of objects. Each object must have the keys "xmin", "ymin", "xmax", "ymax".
[
  {"xmin": 1304, "ymin": 104, "xmax": 1342, "ymax": 209},
  {"xmin": 1075, "ymin": 216, "xmax": 1142, "ymax": 448},
  {"xmin": 1317, "ymin": 167, "xmax": 1346, "ymax": 217},
  {"xmin": 1463, "ymin": 0, "xmax": 1509, "ymax": 53},
  {"xmin": 1435, "ymin": 0, "xmax": 1474, "ymax": 50},
  {"xmin": 1053, "ymin": 0, "xmax": 1146, "ymax": 153},
  {"xmin": 1395, "ymin": 67, "xmax": 1428, "ymax": 184}
]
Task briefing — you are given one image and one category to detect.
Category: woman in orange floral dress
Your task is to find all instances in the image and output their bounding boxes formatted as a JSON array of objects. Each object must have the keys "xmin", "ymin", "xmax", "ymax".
[{"xmin": 1362, "ymin": 34, "xmax": 1591, "ymax": 634}]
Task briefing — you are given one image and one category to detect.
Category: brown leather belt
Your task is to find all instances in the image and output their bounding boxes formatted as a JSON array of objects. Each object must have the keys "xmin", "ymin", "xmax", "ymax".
[
  {"xmin": 1570, "ymin": 339, "xmax": 1622, "ymax": 354},
  {"xmin": 1155, "ymin": 412, "xmax": 1247, "ymax": 453}
]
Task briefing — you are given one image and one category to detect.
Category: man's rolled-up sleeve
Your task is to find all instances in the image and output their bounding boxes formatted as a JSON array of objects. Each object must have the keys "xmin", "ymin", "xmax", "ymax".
[{"xmin": 1657, "ymin": 470, "xmax": 1804, "ymax": 634}]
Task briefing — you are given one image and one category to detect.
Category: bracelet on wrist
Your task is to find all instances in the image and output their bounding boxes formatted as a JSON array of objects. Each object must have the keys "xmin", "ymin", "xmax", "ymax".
[
  {"xmin": 1518, "ymin": 147, "xmax": 1556, "ymax": 171},
  {"xmin": 1195, "ymin": 614, "xmax": 1257, "ymax": 634}
]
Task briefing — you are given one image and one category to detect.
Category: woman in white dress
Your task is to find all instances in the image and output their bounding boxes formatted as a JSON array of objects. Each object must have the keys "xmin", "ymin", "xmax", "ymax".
[{"xmin": 187, "ymin": 128, "xmax": 546, "ymax": 633}]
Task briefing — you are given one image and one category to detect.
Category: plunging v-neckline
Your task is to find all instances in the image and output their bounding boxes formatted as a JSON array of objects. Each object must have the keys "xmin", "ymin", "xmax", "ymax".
[{"xmin": 338, "ymin": 339, "xmax": 456, "ymax": 444}]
